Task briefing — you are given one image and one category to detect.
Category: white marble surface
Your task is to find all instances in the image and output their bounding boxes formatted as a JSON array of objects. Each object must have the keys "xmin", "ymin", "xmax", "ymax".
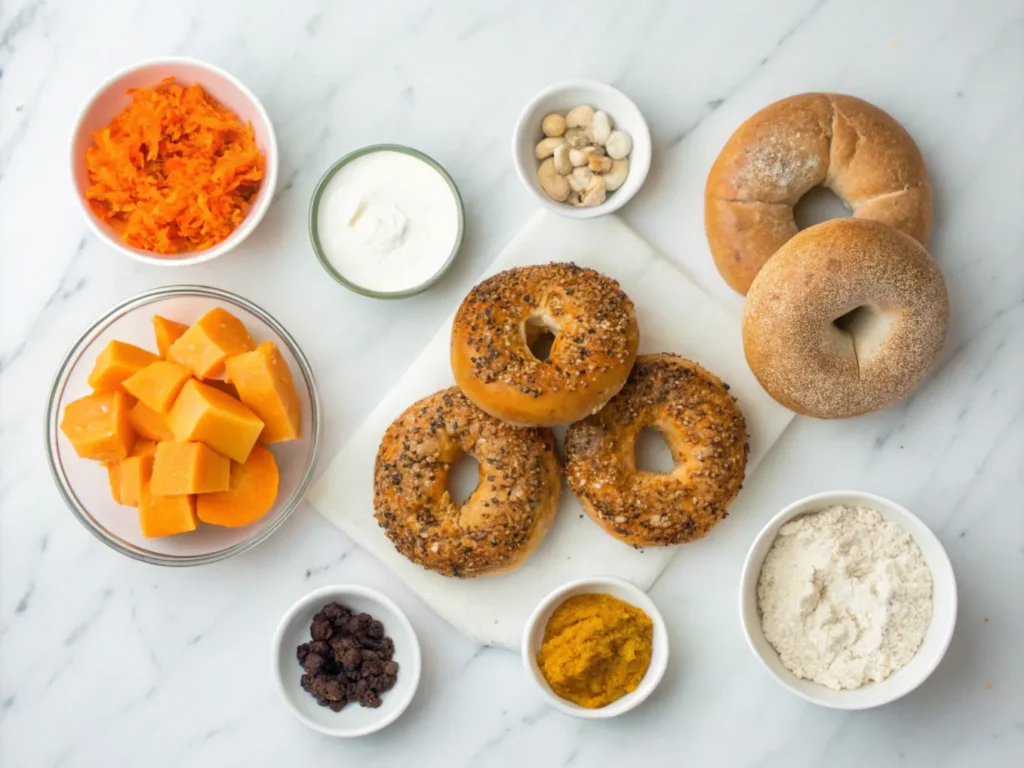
[{"xmin": 1, "ymin": 0, "xmax": 1021, "ymax": 765}]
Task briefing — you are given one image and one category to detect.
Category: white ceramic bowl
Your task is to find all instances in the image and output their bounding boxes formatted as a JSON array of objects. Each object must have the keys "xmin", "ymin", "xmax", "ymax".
[
  {"xmin": 70, "ymin": 57, "xmax": 279, "ymax": 265},
  {"xmin": 739, "ymin": 490, "xmax": 958, "ymax": 710},
  {"xmin": 45, "ymin": 286, "xmax": 321, "ymax": 566},
  {"xmin": 272, "ymin": 585, "xmax": 422, "ymax": 738},
  {"xmin": 522, "ymin": 576, "xmax": 668, "ymax": 718},
  {"xmin": 512, "ymin": 80, "xmax": 651, "ymax": 218}
]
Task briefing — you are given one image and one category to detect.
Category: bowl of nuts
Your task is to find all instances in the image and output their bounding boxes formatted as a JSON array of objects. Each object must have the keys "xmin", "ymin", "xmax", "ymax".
[{"xmin": 512, "ymin": 80, "xmax": 651, "ymax": 217}]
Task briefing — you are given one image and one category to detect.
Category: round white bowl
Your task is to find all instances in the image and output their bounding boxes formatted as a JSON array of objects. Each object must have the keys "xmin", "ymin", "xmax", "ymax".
[
  {"xmin": 70, "ymin": 56, "xmax": 279, "ymax": 265},
  {"xmin": 45, "ymin": 286, "xmax": 321, "ymax": 566},
  {"xmin": 739, "ymin": 490, "xmax": 958, "ymax": 710},
  {"xmin": 522, "ymin": 576, "xmax": 668, "ymax": 718},
  {"xmin": 272, "ymin": 585, "xmax": 422, "ymax": 738},
  {"xmin": 512, "ymin": 80, "xmax": 651, "ymax": 218}
]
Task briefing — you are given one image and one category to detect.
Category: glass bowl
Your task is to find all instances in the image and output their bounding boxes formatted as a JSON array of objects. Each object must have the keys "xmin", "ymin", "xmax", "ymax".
[
  {"xmin": 45, "ymin": 286, "xmax": 321, "ymax": 566},
  {"xmin": 308, "ymin": 144, "xmax": 465, "ymax": 299}
]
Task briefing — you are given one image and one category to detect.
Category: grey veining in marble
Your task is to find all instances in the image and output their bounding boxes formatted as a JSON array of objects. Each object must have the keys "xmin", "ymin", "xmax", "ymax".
[{"xmin": 1, "ymin": 0, "xmax": 1022, "ymax": 766}]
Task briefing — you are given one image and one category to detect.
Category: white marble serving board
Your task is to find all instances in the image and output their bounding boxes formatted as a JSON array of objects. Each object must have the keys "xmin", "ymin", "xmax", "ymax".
[{"xmin": 307, "ymin": 211, "xmax": 794, "ymax": 648}]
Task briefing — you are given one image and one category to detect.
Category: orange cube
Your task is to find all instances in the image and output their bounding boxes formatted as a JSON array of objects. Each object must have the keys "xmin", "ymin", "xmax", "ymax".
[
  {"xmin": 165, "ymin": 379, "xmax": 264, "ymax": 463},
  {"xmin": 152, "ymin": 315, "xmax": 189, "ymax": 358},
  {"xmin": 150, "ymin": 441, "xmax": 230, "ymax": 496},
  {"xmin": 129, "ymin": 401, "xmax": 175, "ymax": 442},
  {"xmin": 198, "ymin": 444, "xmax": 280, "ymax": 527},
  {"xmin": 122, "ymin": 361, "xmax": 192, "ymax": 414},
  {"xmin": 87, "ymin": 340, "xmax": 160, "ymax": 392},
  {"xmin": 138, "ymin": 481, "xmax": 197, "ymax": 538},
  {"xmin": 105, "ymin": 462, "xmax": 123, "ymax": 504},
  {"xmin": 119, "ymin": 454, "xmax": 155, "ymax": 507},
  {"xmin": 131, "ymin": 439, "xmax": 158, "ymax": 457},
  {"xmin": 60, "ymin": 390, "xmax": 135, "ymax": 462},
  {"xmin": 225, "ymin": 341, "xmax": 302, "ymax": 443},
  {"xmin": 167, "ymin": 308, "xmax": 255, "ymax": 379}
]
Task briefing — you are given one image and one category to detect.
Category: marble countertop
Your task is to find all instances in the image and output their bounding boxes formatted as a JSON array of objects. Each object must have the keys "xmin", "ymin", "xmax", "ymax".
[{"xmin": 1, "ymin": 0, "xmax": 1021, "ymax": 765}]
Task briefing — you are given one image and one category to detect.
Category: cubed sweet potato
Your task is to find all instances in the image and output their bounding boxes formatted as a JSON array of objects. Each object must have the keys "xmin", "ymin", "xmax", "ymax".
[
  {"xmin": 152, "ymin": 315, "xmax": 189, "ymax": 358},
  {"xmin": 87, "ymin": 341, "xmax": 160, "ymax": 392},
  {"xmin": 167, "ymin": 308, "xmax": 254, "ymax": 379},
  {"xmin": 129, "ymin": 401, "xmax": 175, "ymax": 442},
  {"xmin": 122, "ymin": 361, "xmax": 192, "ymax": 414},
  {"xmin": 119, "ymin": 454, "xmax": 155, "ymax": 507},
  {"xmin": 150, "ymin": 441, "xmax": 230, "ymax": 495},
  {"xmin": 60, "ymin": 390, "xmax": 135, "ymax": 462},
  {"xmin": 225, "ymin": 341, "xmax": 302, "ymax": 443},
  {"xmin": 165, "ymin": 379, "xmax": 264, "ymax": 463},
  {"xmin": 138, "ymin": 481, "xmax": 197, "ymax": 538}
]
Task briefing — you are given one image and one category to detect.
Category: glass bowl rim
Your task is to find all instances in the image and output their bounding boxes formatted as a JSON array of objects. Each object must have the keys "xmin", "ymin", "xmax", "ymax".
[
  {"xmin": 45, "ymin": 284, "xmax": 322, "ymax": 567},
  {"xmin": 307, "ymin": 143, "xmax": 465, "ymax": 299}
]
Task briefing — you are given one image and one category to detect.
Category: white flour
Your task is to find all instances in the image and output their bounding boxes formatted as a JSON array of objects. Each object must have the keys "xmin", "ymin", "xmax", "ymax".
[{"xmin": 757, "ymin": 505, "xmax": 933, "ymax": 690}]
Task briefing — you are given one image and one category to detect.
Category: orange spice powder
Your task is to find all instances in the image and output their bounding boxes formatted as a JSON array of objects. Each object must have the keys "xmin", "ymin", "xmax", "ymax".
[{"xmin": 85, "ymin": 79, "xmax": 265, "ymax": 254}]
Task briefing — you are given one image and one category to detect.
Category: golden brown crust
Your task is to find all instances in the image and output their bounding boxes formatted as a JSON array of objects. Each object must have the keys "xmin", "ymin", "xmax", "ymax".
[
  {"xmin": 705, "ymin": 93, "xmax": 932, "ymax": 294},
  {"xmin": 742, "ymin": 219, "xmax": 949, "ymax": 419},
  {"xmin": 450, "ymin": 263, "xmax": 640, "ymax": 426},
  {"xmin": 564, "ymin": 354, "xmax": 748, "ymax": 547},
  {"xmin": 373, "ymin": 387, "xmax": 562, "ymax": 577}
]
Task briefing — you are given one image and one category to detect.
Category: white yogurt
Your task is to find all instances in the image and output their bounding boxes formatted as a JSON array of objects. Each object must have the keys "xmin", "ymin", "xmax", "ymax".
[{"xmin": 316, "ymin": 149, "xmax": 460, "ymax": 293}]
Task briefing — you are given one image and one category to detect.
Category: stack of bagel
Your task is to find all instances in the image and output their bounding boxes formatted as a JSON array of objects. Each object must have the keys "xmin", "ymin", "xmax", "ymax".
[
  {"xmin": 704, "ymin": 93, "xmax": 950, "ymax": 419},
  {"xmin": 374, "ymin": 263, "xmax": 749, "ymax": 577}
]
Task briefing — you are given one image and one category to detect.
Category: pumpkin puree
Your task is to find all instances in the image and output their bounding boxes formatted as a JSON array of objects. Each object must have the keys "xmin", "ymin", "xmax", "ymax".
[{"xmin": 537, "ymin": 593, "xmax": 653, "ymax": 708}]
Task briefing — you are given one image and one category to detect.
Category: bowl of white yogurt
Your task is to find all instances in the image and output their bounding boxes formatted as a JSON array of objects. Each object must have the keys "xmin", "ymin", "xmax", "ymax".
[
  {"xmin": 309, "ymin": 145, "xmax": 465, "ymax": 298},
  {"xmin": 739, "ymin": 490, "xmax": 957, "ymax": 710}
]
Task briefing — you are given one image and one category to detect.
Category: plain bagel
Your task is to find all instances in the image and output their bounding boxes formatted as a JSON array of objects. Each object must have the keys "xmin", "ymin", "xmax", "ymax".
[
  {"xmin": 451, "ymin": 263, "xmax": 640, "ymax": 426},
  {"xmin": 742, "ymin": 219, "xmax": 949, "ymax": 419},
  {"xmin": 705, "ymin": 93, "xmax": 932, "ymax": 294}
]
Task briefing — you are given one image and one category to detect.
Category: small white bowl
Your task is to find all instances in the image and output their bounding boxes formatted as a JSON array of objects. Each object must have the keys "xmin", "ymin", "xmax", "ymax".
[
  {"xmin": 70, "ymin": 56, "xmax": 279, "ymax": 266},
  {"xmin": 512, "ymin": 80, "xmax": 651, "ymax": 218},
  {"xmin": 272, "ymin": 585, "xmax": 421, "ymax": 737},
  {"xmin": 739, "ymin": 490, "xmax": 958, "ymax": 710},
  {"xmin": 522, "ymin": 576, "xmax": 668, "ymax": 718}
]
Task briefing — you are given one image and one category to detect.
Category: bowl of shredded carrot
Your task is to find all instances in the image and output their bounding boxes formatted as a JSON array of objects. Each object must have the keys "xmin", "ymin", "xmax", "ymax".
[{"xmin": 71, "ymin": 57, "xmax": 278, "ymax": 265}]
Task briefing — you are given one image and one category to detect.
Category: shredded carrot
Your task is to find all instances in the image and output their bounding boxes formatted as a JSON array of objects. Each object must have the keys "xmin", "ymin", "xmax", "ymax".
[{"xmin": 85, "ymin": 78, "xmax": 265, "ymax": 254}]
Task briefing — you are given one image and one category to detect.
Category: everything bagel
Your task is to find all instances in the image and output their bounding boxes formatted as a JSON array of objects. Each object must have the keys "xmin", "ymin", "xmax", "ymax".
[
  {"xmin": 451, "ymin": 263, "xmax": 640, "ymax": 426},
  {"xmin": 373, "ymin": 387, "xmax": 562, "ymax": 577},
  {"xmin": 564, "ymin": 354, "xmax": 748, "ymax": 547}
]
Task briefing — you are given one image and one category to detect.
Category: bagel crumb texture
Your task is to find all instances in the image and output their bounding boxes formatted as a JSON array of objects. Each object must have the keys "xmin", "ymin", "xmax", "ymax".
[
  {"xmin": 565, "ymin": 354, "xmax": 748, "ymax": 547},
  {"xmin": 374, "ymin": 387, "xmax": 561, "ymax": 577}
]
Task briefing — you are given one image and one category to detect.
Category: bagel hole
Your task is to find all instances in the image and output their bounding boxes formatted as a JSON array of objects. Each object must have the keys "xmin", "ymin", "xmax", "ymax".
[
  {"xmin": 635, "ymin": 428, "xmax": 675, "ymax": 474},
  {"xmin": 794, "ymin": 186, "xmax": 850, "ymax": 231},
  {"xmin": 833, "ymin": 304, "xmax": 892, "ymax": 361},
  {"xmin": 524, "ymin": 315, "xmax": 558, "ymax": 362},
  {"xmin": 447, "ymin": 452, "xmax": 481, "ymax": 507}
]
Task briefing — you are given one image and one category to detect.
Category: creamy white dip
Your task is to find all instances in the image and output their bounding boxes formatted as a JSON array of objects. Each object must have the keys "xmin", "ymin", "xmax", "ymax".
[{"xmin": 316, "ymin": 149, "xmax": 460, "ymax": 293}]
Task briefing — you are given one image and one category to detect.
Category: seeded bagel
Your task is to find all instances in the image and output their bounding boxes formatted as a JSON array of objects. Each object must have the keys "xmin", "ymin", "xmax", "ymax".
[
  {"xmin": 373, "ymin": 387, "xmax": 562, "ymax": 577},
  {"xmin": 450, "ymin": 263, "xmax": 640, "ymax": 427},
  {"xmin": 565, "ymin": 354, "xmax": 748, "ymax": 547}
]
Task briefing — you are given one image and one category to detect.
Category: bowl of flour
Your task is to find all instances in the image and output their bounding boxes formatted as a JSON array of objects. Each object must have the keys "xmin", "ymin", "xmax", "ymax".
[{"xmin": 739, "ymin": 490, "xmax": 957, "ymax": 709}]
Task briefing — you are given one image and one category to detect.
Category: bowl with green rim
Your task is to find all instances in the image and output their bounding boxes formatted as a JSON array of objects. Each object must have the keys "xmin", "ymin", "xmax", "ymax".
[{"xmin": 308, "ymin": 144, "xmax": 465, "ymax": 299}]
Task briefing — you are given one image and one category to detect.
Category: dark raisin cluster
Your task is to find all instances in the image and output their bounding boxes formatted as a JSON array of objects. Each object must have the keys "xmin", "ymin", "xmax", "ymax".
[{"xmin": 296, "ymin": 603, "xmax": 399, "ymax": 711}]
